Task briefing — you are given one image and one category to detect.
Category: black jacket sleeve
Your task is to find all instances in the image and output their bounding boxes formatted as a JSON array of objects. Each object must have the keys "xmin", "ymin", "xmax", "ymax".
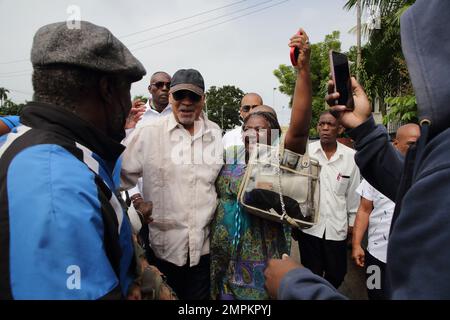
[{"xmin": 347, "ymin": 116, "xmax": 404, "ymax": 201}]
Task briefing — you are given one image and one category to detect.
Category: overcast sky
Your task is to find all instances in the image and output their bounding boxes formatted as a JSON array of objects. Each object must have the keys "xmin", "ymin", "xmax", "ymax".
[{"xmin": 0, "ymin": 0, "xmax": 368, "ymax": 125}]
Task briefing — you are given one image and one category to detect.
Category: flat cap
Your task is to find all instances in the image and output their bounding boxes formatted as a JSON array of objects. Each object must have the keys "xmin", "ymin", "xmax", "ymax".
[
  {"xmin": 31, "ymin": 21, "xmax": 146, "ymax": 82},
  {"xmin": 170, "ymin": 69, "xmax": 205, "ymax": 96}
]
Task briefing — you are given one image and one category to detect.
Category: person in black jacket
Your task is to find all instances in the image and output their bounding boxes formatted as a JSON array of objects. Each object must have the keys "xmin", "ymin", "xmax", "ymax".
[{"xmin": 265, "ymin": 0, "xmax": 450, "ymax": 299}]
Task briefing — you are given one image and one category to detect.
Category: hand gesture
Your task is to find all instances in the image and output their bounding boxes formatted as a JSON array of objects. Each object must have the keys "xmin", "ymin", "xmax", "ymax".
[{"xmin": 125, "ymin": 99, "xmax": 146, "ymax": 129}]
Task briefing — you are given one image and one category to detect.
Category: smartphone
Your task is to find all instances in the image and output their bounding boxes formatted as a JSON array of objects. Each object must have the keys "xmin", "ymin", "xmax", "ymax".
[
  {"xmin": 329, "ymin": 50, "xmax": 354, "ymax": 109},
  {"xmin": 290, "ymin": 45, "xmax": 300, "ymax": 67},
  {"xmin": 290, "ymin": 30, "xmax": 302, "ymax": 67}
]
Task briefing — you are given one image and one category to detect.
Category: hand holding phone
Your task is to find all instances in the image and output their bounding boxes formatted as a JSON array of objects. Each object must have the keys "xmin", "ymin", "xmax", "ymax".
[
  {"xmin": 326, "ymin": 77, "xmax": 373, "ymax": 129},
  {"xmin": 329, "ymin": 51, "xmax": 354, "ymax": 110},
  {"xmin": 289, "ymin": 29, "xmax": 310, "ymax": 68}
]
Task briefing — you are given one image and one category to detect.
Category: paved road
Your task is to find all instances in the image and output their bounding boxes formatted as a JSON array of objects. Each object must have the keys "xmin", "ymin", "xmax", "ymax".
[{"xmin": 290, "ymin": 239, "xmax": 368, "ymax": 300}]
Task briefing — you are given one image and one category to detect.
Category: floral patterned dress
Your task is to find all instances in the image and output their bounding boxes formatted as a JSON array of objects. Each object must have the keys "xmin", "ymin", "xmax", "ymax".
[{"xmin": 210, "ymin": 146, "xmax": 291, "ymax": 300}]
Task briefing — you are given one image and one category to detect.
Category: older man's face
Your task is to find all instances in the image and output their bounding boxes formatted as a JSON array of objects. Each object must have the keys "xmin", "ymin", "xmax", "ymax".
[{"xmin": 170, "ymin": 90, "xmax": 204, "ymax": 129}]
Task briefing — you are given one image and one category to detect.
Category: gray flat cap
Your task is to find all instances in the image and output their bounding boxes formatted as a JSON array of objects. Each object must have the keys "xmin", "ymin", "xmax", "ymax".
[{"xmin": 31, "ymin": 21, "xmax": 146, "ymax": 82}]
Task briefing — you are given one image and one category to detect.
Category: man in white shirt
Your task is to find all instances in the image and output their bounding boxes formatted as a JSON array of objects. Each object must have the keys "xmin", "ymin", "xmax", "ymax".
[
  {"xmin": 352, "ymin": 123, "xmax": 419, "ymax": 299},
  {"xmin": 121, "ymin": 69, "xmax": 223, "ymax": 300},
  {"xmin": 123, "ymin": 71, "xmax": 172, "ymax": 263},
  {"xmin": 295, "ymin": 111, "xmax": 361, "ymax": 289},
  {"xmin": 222, "ymin": 92, "xmax": 263, "ymax": 149},
  {"xmin": 125, "ymin": 71, "xmax": 173, "ymax": 200}
]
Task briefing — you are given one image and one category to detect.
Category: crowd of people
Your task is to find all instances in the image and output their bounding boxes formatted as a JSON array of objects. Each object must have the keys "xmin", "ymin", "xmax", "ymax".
[{"xmin": 0, "ymin": 0, "xmax": 449, "ymax": 300}]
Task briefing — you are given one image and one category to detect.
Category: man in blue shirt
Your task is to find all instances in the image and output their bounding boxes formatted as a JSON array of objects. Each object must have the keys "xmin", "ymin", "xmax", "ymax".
[{"xmin": 0, "ymin": 21, "xmax": 146, "ymax": 299}]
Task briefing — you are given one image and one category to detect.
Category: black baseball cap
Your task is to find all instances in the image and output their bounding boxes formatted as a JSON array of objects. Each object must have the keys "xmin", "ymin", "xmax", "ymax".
[{"xmin": 169, "ymin": 69, "xmax": 205, "ymax": 96}]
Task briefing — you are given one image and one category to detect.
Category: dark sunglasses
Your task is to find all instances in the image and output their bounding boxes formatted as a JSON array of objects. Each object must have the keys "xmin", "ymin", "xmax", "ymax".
[
  {"xmin": 241, "ymin": 104, "xmax": 259, "ymax": 112},
  {"xmin": 172, "ymin": 90, "xmax": 202, "ymax": 103},
  {"xmin": 151, "ymin": 81, "xmax": 171, "ymax": 89}
]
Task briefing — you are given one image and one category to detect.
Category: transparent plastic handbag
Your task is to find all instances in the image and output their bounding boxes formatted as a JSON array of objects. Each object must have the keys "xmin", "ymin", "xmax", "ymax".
[{"xmin": 238, "ymin": 142, "xmax": 320, "ymax": 229}]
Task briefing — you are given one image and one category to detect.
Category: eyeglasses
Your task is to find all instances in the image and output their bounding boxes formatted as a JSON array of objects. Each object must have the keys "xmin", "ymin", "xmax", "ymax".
[
  {"xmin": 172, "ymin": 90, "xmax": 202, "ymax": 103},
  {"xmin": 241, "ymin": 104, "xmax": 259, "ymax": 112},
  {"xmin": 151, "ymin": 81, "xmax": 171, "ymax": 89}
]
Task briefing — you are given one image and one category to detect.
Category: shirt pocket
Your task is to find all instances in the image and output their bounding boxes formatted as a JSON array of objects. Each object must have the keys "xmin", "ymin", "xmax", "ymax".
[{"xmin": 335, "ymin": 176, "xmax": 350, "ymax": 196}]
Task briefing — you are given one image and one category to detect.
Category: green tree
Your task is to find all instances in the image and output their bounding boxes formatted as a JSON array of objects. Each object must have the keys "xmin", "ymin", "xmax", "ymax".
[
  {"xmin": 273, "ymin": 65, "xmax": 296, "ymax": 107},
  {"xmin": 0, "ymin": 87, "xmax": 10, "ymax": 108},
  {"xmin": 205, "ymin": 85, "xmax": 244, "ymax": 130},
  {"xmin": 344, "ymin": 0, "xmax": 415, "ymax": 27},
  {"xmin": 383, "ymin": 95, "xmax": 418, "ymax": 125},
  {"xmin": 0, "ymin": 99, "xmax": 25, "ymax": 116},
  {"xmin": 345, "ymin": 0, "xmax": 416, "ymax": 116},
  {"xmin": 133, "ymin": 95, "xmax": 148, "ymax": 103}
]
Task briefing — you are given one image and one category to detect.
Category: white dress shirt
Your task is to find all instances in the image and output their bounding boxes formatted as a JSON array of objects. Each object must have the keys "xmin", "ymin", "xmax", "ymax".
[
  {"xmin": 356, "ymin": 179, "xmax": 395, "ymax": 263},
  {"xmin": 125, "ymin": 100, "xmax": 172, "ymax": 196},
  {"xmin": 222, "ymin": 126, "xmax": 243, "ymax": 149},
  {"xmin": 302, "ymin": 141, "xmax": 361, "ymax": 241},
  {"xmin": 121, "ymin": 113, "xmax": 224, "ymax": 267}
]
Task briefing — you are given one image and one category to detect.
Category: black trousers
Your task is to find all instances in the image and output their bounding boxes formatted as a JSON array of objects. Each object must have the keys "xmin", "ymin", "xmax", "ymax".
[
  {"xmin": 153, "ymin": 254, "xmax": 210, "ymax": 300},
  {"xmin": 365, "ymin": 251, "xmax": 387, "ymax": 300},
  {"xmin": 297, "ymin": 231, "xmax": 347, "ymax": 289}
]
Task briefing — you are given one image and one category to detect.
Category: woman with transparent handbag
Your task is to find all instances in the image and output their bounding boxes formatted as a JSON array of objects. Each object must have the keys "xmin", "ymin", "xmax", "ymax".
[{"xmin": 210, "ymin": 28, "xmax": 313, "ymax": 300}]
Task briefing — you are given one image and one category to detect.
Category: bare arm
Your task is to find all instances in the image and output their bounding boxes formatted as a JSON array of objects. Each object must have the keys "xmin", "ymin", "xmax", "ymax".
[
  {"xmin": 352, "ymin": 197, "xmax": 373, "ymax": 267},
  {"xmin": 284, "ymin": 28, "xmax": 312, "ymax": 155},
  {"xmin": 0, "ymin": 121, "xmax": 11, "ymax": 135}
]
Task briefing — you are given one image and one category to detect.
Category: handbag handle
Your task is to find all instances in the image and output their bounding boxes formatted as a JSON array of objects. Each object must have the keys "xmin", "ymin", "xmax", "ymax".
[{"xmin": 275, "ymin": 134, "xmax": 310, "ymax": 228}]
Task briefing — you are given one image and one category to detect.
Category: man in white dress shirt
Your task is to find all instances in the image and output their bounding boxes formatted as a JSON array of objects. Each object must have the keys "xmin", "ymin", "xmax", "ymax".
[
  {"xmin": 123, "ymin": 71, "xmax": 173, "ymax": 263},
  {"xmin": 125, "ymin": 71, "xmax": 173, "ymax": 200},
  {"xmin": 221, "ymin": 92, "xmax": 263, "ymax": 149},
  {"xmin": 121, "ymin": 69, "xmax": 223, "ymax": 300},
  {"xmin": 295, "ymin": 111, "xmax": 361, "ymax": 289}
]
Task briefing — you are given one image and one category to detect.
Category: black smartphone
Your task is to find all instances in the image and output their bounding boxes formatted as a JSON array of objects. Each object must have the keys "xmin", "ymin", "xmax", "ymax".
[{"xmin": 329, "ymin": 50, "xmax": 354, "ymax": 109}]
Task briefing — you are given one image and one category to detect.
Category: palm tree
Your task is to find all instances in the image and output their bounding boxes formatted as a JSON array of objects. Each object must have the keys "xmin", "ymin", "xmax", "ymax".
[
  {"xmin": 0, "ymin": 87, "xmax": 10, "ymax": 108},
  {"xmin": 344, "ymin": 0, "xmax": 416, "ymax": 121},
  {"xmin": 345, "ymin": 0, "xmax": 414, "ymax": 20}
]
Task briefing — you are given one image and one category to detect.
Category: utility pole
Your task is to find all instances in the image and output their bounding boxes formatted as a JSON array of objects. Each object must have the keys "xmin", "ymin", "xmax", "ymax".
[{"xmin": 356, "ymin": 0, "xmax": 362, "ymax": 81}]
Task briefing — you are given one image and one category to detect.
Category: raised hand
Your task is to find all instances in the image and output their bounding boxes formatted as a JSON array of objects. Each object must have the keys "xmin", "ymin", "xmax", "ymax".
[
  {"xmin": 125, "ymin": 99, "xmax": 147, "ymax": 129},
  {"xmin": 326, "ymin": 77, "xmax": 372, "ymax": 129},
  {"xmin": 289, "ymin": 28, "xmax": 311, "ymax": 70}
]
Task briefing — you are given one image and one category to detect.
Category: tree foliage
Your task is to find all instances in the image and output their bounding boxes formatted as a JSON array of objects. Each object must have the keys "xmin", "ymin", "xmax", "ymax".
[
  {"xmin": 133, "ymin": 95, "xmax": 148, "ymax": 104},
  {"xmin": 0, "ymin": 88, "xmax": 25, "ymax": 116},
  {"xmin": 345, "ymin": 0, "xmax": 416, "ymax": 117},
  {"xmin": 383, "ymin": 95, "xmax": 417, "ymax": 125},
  {"xmin": 205, "ymin": 85, "xmax": 244, "ymax": 130}
]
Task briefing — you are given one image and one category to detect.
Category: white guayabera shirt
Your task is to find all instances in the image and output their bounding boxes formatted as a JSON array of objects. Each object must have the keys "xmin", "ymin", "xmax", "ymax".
[
  {"xmin": 356, "ymin": 179, "xmax": 395, "ymax": 263},
  {"xmin": 302, "ymin": 141, "xmax": 361, "ymax": 241},
  {"xmin": 124, "ymin": 100, "xmax": 173, "ymax": 196},
  {"xmin": 121, "ymin": 112, "xmax": 224, "ymax": 267}
]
